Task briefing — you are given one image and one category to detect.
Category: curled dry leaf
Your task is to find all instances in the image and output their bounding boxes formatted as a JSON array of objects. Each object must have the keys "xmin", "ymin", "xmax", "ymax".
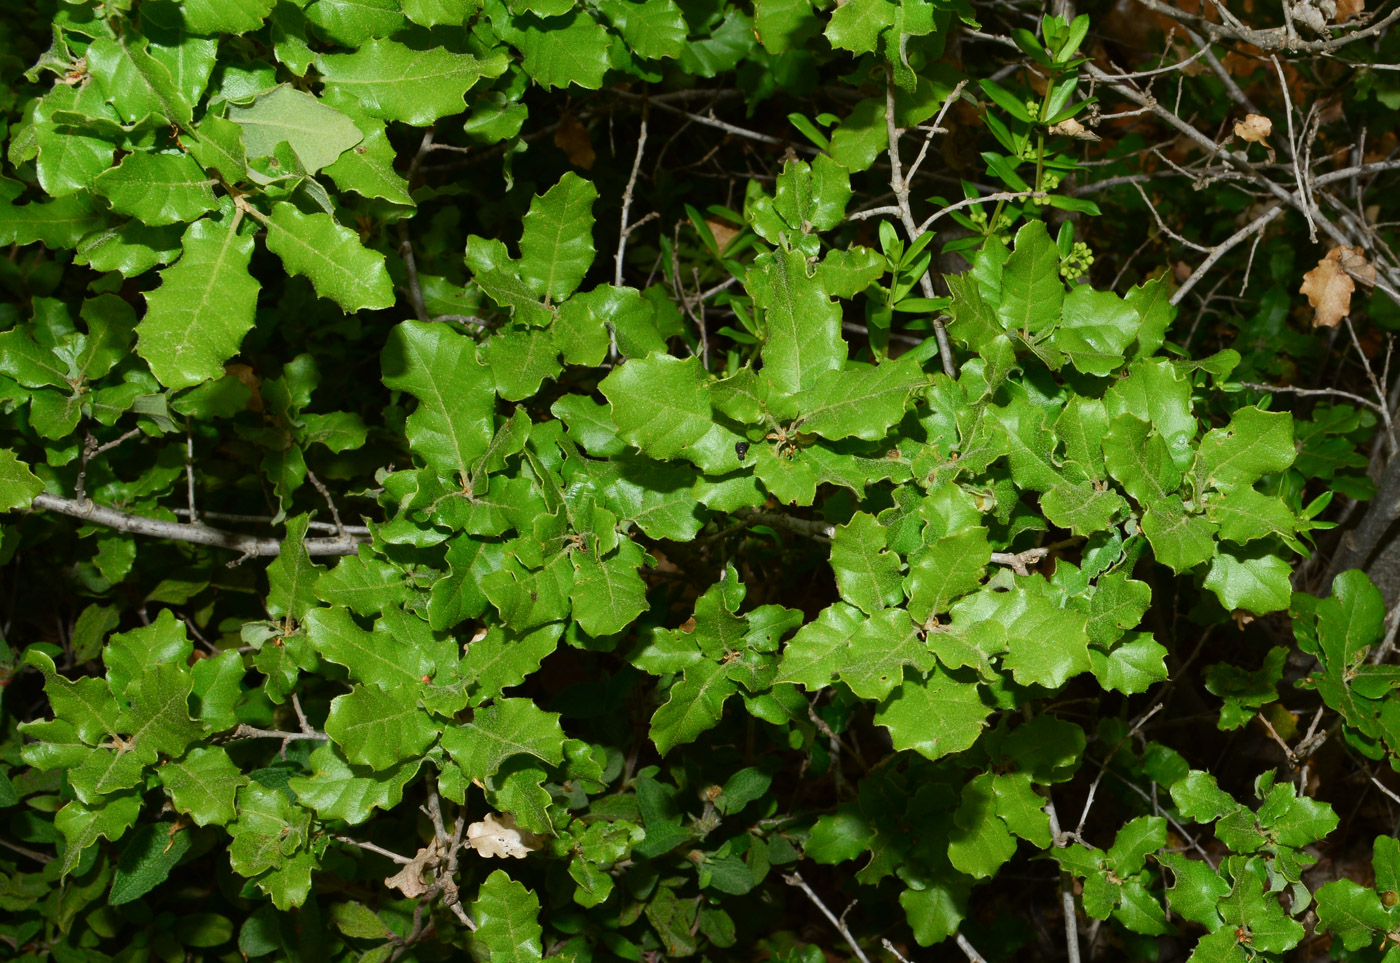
[
  {"xmin": 1048, "ymin": 118, "xmax": 1101, "ymax": 141},
  {"xmin": 384, "ymin": 838, "xmax": 445, "ymax": 898},
  {"xmin": 466, "ymin": 811, "xmax": 545, "ymax": 859},
  {"xmin": 1300, "ymin": 245, "xmax": 1375, "ymax": 328},
  {"xmin": 1234, "ymin": 114, "xmax": 1273, "ymax": 144},
  {"xmin": 1334, "ymin": 0, "xmax": 1363, "ymax": 21}
]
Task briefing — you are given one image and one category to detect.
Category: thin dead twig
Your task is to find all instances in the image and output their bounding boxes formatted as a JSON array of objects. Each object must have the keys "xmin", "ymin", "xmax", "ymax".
[
  {"xmin": 783, "ymin": 872, "xmax": 871, "ymax": 963},
  {"xmin": 32, "ymin": 493, "xmax": 367, "ymax": 557},
  {"xmin": 885, "ymin": 79, "xmax": 957, "ymax": 378},
  {"xmin": 615, "ymin": 102, "xmax": 650, "ymax": 288}
]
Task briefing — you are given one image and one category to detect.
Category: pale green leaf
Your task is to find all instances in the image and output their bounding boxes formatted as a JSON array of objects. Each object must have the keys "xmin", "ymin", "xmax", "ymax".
[
  {"xmin": 830, "ymin": 511, "xmax": 903, "ymax": 614},
  {"xmin": 518, "ymin": 171, "xmax": 598, "ymax": 301},
  {"xmin": 158, "ymin": 745, "xmax": 247, "ymax": 826},
  {"xmin": 228, "ymin": 85, "xmax": 362, "ymax": 173},
  {"xmin": 288, "ymin": 743, "xmax": 420, "ymax": 826},
  {"xmin": 997, "ymin": 220, "xmax": 1062, "ymax": 339}
]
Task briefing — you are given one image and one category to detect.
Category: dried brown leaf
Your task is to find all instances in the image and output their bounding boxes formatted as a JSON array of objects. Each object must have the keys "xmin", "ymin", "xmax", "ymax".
[
  {"xmin": 1048, "ymin": 118, "xmax": 1101, "ymax": 141},
  {"xmin": 384, "ymin": 840, "xmax": 444, "ymax": 897},
  {"xmin": 1234, "ymin": 114, "xmax": 1272, "ymax": 143},
  {"xmin": 1300, "ymin": 245, "xmax": 1373, "ymax": 328},
  {"xmin": 554, "ymin": 115, "xmax": 595, "ymax": 170},
  {"xmin": 1334, "ymin": 0, "xmax": 1364, "ymax": 22},
  {"xmin": 465, "ymin": 812, "xmax": 544, "ymax": 859},
  {"xmin": 706, "ymin": 220, "xmax": 739, "ymax": 253}
]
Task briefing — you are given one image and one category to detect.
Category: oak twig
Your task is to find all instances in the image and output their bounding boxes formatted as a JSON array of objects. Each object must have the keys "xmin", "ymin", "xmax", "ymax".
[{"xmin": 32, "ymin": 494, "xmax": 368, "ymax": 557}]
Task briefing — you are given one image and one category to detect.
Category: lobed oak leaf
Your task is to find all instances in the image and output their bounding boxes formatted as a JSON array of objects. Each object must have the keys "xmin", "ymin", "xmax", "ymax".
[
  {"xmin": 1300, "ymin": 245, "xmax": 1374, "ymax": 328},
  {"xmin": 466, "ymin": 811, "xmax": 544, "ymax": 859}
]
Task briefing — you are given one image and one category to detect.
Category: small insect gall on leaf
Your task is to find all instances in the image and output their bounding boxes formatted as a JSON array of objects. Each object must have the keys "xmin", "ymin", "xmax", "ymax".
[
  {"xmin": 1384, "ymin": 891, "xmax": 1399, "ymax": 908},
  {"xmin": 421, "ymin": 674, "xmax": 432, "ymax": 684}
]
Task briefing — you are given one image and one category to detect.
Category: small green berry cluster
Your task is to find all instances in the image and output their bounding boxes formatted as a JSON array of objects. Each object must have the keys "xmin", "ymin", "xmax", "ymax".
[
  {"xmin": 967, "ymin": 205, "xmax": 1014, "ymax": 234},
  {"xmin": 1060, "ymin": 241, "xmax": 1094, "ymax": 280},
  {"xmin": 1033, "ymin": 172, "xmax": 1063, "ymax": 205}
]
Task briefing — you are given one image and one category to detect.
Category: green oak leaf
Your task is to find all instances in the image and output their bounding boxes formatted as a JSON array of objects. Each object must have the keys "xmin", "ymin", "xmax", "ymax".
[
  {"xmin": 997, "ymin": 220, "xmax": 1062, "ymax": 339},
  {"xmin": 778, "ymin": 601, "xmax": 865, "ymax": 690},
  {"xmin": 93, "ymin": 151, "xmax": 217, "ymax": 226},
  {"xmin": 319, "ymin": 40, "xmax": 510, "ymax": 125},
  {"xmin": 227, "ymin": 783, "xmax": 311, "ymax": 877},
  {"xmin": 54, "ymin": 792, "xmax": 142, "ymax": 877},
  {"xmin": 1159, "ymin": 852, "xmax": 1228, "ymax": 928},
  {"xmin": 1315, "ymin": 879, "xmax": 1388, "ymax": 951},
  {"xmin": 947, "ymin": 773, "xmax": 1017, "ymax": 879},
  {"xmin": 262, "ymin": 204, "xmax": 393, "ymax": 311},
  {"xmin": 598, "ymin": 0, "xmax": 687, "ymax": 59},
  {"xmin": 874, "ymin": 668, "xmax": 989, "ymax": 762},
  {"xmin": 266, "ymin": 515, "xmax": 324, "ymax": 623},
  {"xmin": 1196, "ymin": 406, "xmax": 1295, "ymax": 492},
  {"xmin": 751, "ymin": 247, "xmax": 845, "ymax": 395},
  {"xmin": 138, "ymin": 216, "xmax": 259, "ymax": 389},
  {"xmin": 472, "ymin": 869, "xmax": 544, "ymax": 961},
  {"xmin": 509, "ymin": 10, "xmax": 613, "ymax": 90},
  {"xmin": 517, "ymin": 171, "xmax": 598, "ymax": 301},
  {"xmin": 1203, "ymin": 549, "xmax": 1292, "ymax": 614},
  {"xmin": 316, "ymin": 547, "xmax": 413, "ymax": 616},
  {"xmin": 288, "ymin": 743, "xmax": 421, "ymax": 826},
  {"xmin": 158, "ymin": 745, "xmax": 247, "ymax": 826},
  {"xmin": 179, "ymin": 0, "xmax": 275, "ymax": 33},
  {"xmin": 830, "ymin": 512, "xmax": 903, "ymax": 614},
  {"xmin": 649, "ymin": 660, "xmax": 738, "ymax": 756},
  {"xmin": 905, "ymin": 527, "xmax": 991, "ymax": 621},
  {"xmin": 570, "ymin": 538, "xmax": 649, "ymax": 637},
  {"xmin": 0, "ymin": 448, "xmax": 43, "ymax": 510},
  {"xmin": 600, "ymin": 354, "xmax": 721, "ymax": 468},
  {"xmin": 305, "ymin": 0, "xmax": 405, "ymax": 45},
  {"xmin": 1141, "ymin": 497, "xmax": 1217, "ymax": 574},
  {"xmin": 305, "ymin": 605, "xmax": 426, "ymax": 691},
  {"xmin": 382, "ymin": 320, "xmax": 496, "ymax": 479},
  {"xmin": 442, "ymin": 697, "xmax": 566, "ymax": 779},
  {"xmin": 1089, "ymin": 632, "xmax": 1168, "ymax": 695},
  {"xmin": 792, "ymin": 354, "xmax": 930, "ymax": 442},
  {"xmin": 228, "ymin": 84, "xmax": 361, "ymax": 173},
  {"xmin": 117, "ymin": 662, "xmax": 204, "ymax": 762},
  {"xmin": 324, "ymin": 685, "xmax": 440, "ymax": 771}
]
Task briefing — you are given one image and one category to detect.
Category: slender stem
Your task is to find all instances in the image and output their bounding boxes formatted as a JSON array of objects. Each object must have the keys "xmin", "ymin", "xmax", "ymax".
[
  {"xmin": 783, "ymin": 873, "xmax": 871, "ymax": 963},
  {"xmin": 228, "ymin": 724, "xmax": 328, "ymax": 741},
  {"xmin": 31, "ymin": 493, "xmax": 366, "ymax": 557},
  {"xmin": 615, "ymin": 102, "xmax": 650, "ymax": 288},
  {"xmin": 336, "ymin": 836, "xmax": 414, "ymax": 864},
  {"xmin": 1043, "ymin": 794, "xmax": 1082, "ymax": 963}
]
